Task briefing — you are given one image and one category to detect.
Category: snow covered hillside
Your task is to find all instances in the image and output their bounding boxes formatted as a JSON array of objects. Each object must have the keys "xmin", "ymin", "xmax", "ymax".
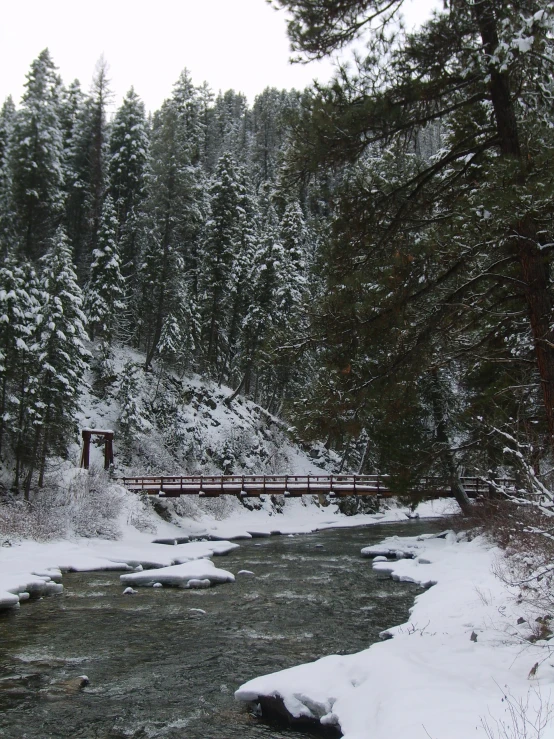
[{"xmin": 79, "ymin": 344, "xmax": 333, "ymax": 478}]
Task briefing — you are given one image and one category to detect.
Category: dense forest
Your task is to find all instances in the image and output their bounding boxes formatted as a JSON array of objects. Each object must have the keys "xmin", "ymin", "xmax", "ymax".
[
  {"xmin": 2, "ymin": 0, "xmax": 554, "ymax": 508},
  {"xmin": 0, "ymin": 52, "xmax": 326, "ymax": 494}
]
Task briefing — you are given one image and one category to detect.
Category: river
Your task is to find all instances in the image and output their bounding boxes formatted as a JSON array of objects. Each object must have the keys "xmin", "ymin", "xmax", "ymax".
[{"xmin": 0, "ymin": 520, "xmax": 442, "ymax": 738}]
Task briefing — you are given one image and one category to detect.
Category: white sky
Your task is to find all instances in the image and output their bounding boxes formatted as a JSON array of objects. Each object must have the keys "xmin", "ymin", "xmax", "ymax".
[{"xmin": 0, "ymin": 0, "xmax": 438, "ymax": 114}]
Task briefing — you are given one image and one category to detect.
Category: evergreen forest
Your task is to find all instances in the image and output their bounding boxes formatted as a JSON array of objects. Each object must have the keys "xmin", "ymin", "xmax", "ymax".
[{"xmin": 2, "ymin": 0, "xmax": 554, "ymax": 511}]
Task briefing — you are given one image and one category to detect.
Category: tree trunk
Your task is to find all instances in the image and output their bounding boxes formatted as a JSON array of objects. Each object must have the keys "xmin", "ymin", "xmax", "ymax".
[
  {"xmin": 38, "ymin": 428, "xmax": 49, "ymax": 488},
  {"xmin": 517, "ymin": 222, "xmax": 554, "ymax": 443},
  {"xmin": 0, "ymin": 372, "xmax": 7, "ymax": 460},
  {"xmin": 358, "ymin": 435, "xmax": 372, "ymax": 475},
  {"xmin": 23, "ymin": 426, "xmax": 41, "ymax": 501},
  {"xmin": 430, "ymin": 368, "xmax": 472, "ymax": 515},
  {"xmin": 475, "ymin": 1, "xmax": 554, "ymax": 447}
]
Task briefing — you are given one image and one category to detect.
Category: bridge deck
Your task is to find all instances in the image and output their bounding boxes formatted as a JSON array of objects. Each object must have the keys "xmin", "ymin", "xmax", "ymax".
[{"xmin": 119, "ymin": 474, "xmax": 513, "ymax": 499}]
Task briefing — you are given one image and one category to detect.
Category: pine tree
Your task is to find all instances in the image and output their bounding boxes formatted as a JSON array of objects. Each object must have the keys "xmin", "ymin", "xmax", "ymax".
[
  {"xmin": 109, "ymin": 87, "xmax": 149, "ymax": 276},
  {"xmin": 27, "ymin": 227, "xmax": 89, "ymax": 493},
  {"xmin": 171, "ymin": 69, "xmax": 205, "ymax": 165},
  {"xmin": 210, "ymin": 91, "xmax": 251, "ymax": 168},
  {"xmin": 59, "ymin": 79, "xmax": 84, "ymax": 152},
  {"xmin": 276, "ymin": 198, "xmax": 307, "ymax": 336},
  {"xmin": 251, "ymin": 88, "xmax": 295, "ymax": 186},
  {"xmin": 0, "ymin": 255, "xmax": 40, "ymax": 465},
  {"xmin": 274, "ymin": 0, "xmax": 554, "ymax": 497},
  {"xmin": 65, "ymin": 58, "xmax": 111, "ymax": 270},
  {"xmin": 196, "ymin": 81, "xmax": 215, "ymax": 171},
  {"xmin": 84, "ymin": 195, "xmax": 125, "ymax": 344},
  {"xmin": 0, "ymin": 97, "xmax": 16, "ymax": 255},
  {"xmin": 10, "ymin": 49, "xmax": 65, "ymax": 262},
  {"xmin": 266, "ymin": 198, "xmax": 308, "ymax": 404},
  {"xmin": 200, "ymin": 153, "xmax": 247, "ymax": 374},
  {"xmin": 223, "ymin": 167, "xmax": 259, "ymax": 385},
  {"xmin": 116, "ymin": 361, "xmax": 150, "ymax": 445},
  {"xmin": 136, "ymin": 94, "xmax": 203, "ymax": 369},
  {"xmin": 237, "ymin": 204, "xmax": 281, "ymax": 397}
]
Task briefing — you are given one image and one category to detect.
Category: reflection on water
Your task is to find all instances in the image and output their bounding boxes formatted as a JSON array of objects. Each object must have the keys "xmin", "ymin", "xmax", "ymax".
[{"xmin": 0, "ymin": 520, "xmax": 441, "ymax": 738}]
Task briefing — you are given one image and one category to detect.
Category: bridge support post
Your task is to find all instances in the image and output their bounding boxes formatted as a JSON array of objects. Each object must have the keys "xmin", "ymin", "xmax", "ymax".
[
  {"xmin": 80, "ymin": 428, "xmax": 115, "ymax": 471},
  {"xmin": 81, "ymin": 430, "xmax": 92, "ymax": 470},
  {"xmin": 104, "ymin": 432, "xmax": 114, "ymax": 470}
]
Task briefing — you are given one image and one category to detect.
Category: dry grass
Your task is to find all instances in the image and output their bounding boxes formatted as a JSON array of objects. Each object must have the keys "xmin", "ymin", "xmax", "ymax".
[
  {"xmin": 0, "ymin": 466, "xmax": 124, "ymax": 542},
  {"xmin": 468, "ymin": 499, "xmax": 554, "ymax": 626}
]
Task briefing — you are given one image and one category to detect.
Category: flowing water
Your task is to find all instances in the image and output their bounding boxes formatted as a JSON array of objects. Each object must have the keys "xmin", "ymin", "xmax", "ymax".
[{"xmin": 0, "ymin": 520, "xmax": 442, "ymax": 738}]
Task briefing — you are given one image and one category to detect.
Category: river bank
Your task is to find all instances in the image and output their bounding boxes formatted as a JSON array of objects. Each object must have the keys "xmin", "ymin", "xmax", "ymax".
[
  {"xmin": 236, "ymin": 530, "xmax": 554, "ymax": 739},
  {"xmin": 0, "ymin": 521, "xmax": 436, "ymax": 739}
]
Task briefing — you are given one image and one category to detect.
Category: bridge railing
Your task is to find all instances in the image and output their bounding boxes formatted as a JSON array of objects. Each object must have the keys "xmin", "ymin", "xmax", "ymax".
[
  {"xmin": 118, "ymin": 473, "xmax": 515, "ymax": 498},
  {"xmin": 119, "ymin": 473, "xmax": 390, "ymax": 493}
]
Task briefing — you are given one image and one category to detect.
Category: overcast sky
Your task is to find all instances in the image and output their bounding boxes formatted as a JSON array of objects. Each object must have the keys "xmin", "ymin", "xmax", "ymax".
[{"xmin": 0, "ymin": 0, "xmax": 437, "ymax": 114}]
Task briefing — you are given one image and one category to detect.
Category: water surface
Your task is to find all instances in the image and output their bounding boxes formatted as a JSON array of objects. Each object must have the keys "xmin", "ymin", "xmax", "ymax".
[{"xmin": 0, "ymin": 520, "xmax": 441, "ymax": 738}]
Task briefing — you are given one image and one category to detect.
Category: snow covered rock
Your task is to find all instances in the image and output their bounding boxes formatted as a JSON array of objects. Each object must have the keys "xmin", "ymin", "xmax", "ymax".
[
  {"xmin": 0, "ymin": 592, "xmax": 20, "ymax": 609},
  {"xmin": 120, "ymin": 559, "xmax": 235, "ymax": 588},
  {"xmin": 123, "ymin": 587, "xmax": 138, "ymax": 595}
]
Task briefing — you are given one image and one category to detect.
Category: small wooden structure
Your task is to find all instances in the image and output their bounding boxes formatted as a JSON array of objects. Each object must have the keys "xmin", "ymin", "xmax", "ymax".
[{"xmin": 80, "ymin": 428, "xmax": 115, "ymax": 471}]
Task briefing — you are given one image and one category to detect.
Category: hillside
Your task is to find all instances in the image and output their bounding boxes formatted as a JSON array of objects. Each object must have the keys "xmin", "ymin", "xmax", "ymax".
[{"xmin": 78, "ymin": 345, "xmax": 334, "ymax": 479}]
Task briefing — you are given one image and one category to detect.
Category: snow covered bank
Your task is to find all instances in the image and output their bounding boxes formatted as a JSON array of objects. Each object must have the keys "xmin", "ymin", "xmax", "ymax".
[
  {"xmin": 165, "ymin": 494, "xmax": 457, "ymax": 541},
  {"xmin": 0, "ymin": 496, "xmax": 454, "ymax": 612},
  {"xmin": 236, "ymin": 531, "xmax": 554, "ymax": 739},
  {"xmin": 0, "ymin": 537, "xmax": 239, "ymax": 610}
]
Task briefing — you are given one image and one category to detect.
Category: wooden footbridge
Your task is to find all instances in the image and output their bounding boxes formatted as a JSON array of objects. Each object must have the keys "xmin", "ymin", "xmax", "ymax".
[{"xmin": 119, "ymin": 474, "xmax": 505, "ymax": 499}]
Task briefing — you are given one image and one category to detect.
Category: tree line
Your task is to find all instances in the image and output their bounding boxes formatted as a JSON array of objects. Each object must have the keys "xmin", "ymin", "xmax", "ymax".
[
  {"xmin": 0, "ymin": 51, "xmax": 321, "ymax": 493},
  {"xmin": 4, "ymin": 0, "xmax": 553, "ymax": 507}
]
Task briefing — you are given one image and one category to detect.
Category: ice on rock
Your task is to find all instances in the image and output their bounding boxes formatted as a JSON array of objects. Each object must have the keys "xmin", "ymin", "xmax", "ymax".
[
  {"xmin": 320, "ymin": 712, "xmax": 340, "ymax": 726},
  {"xmin": 361, "ymin": 544, "xmax": 414, "ymax": 559},
  {"xmin": 18, "ymin": 592, "xmax": 30, "ymax": 601},
  {"xmin": 135, "ymin": 565, "xmax": 143, "ymax": 571},
  {"xmin": 45, "ymin": 582, "xmax": 63, "ymax": 595},
  {"xmin": 123, "ymin": 587, "xmax": 138, "ymax": 595},
  {"xmin": 152, "ymin": 582, "xmax": 163, "ymax": 588},
  {"xmin": 32, "ymin": 568, "xmax": 63, "ymax": 582},
  {"xmin": 187, "ymin": 578, "xmax": 211, "ymax": 589},
  {"xmin": 372, "ymin": 556, "xmax": 388, "ymax": 563},
  {"xmin": 238, "ymin": 570, "xmax": 255, "ymax": 576},
  {"xmin": 120, "ymin": 559, "xmax": 235, "ymax": 588},
  {"xmin": 189, "ymin": 608, "xmax": 207, "ymax": 614}
]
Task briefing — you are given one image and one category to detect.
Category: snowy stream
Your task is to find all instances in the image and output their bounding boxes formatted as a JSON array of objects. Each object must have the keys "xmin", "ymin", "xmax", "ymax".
[{"xmin": 0, "ymin": 521, "xmax": 441, "ymax": 738}]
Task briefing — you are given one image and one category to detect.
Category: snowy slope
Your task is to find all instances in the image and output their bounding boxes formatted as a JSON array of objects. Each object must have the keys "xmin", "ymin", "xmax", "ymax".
[{"xmin": 78, "ymin": 344, "xmax": 332, "ymax": 477}]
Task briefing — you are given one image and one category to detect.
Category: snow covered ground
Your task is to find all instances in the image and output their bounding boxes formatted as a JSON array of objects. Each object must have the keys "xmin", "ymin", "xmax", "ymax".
[
  {"xmin": 3, "ymin": 492, "xmax": 548, "ymax": 738},
  {"xmin": 236, "ymin": 530, "xmax": 554, "ymax": 739}
]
